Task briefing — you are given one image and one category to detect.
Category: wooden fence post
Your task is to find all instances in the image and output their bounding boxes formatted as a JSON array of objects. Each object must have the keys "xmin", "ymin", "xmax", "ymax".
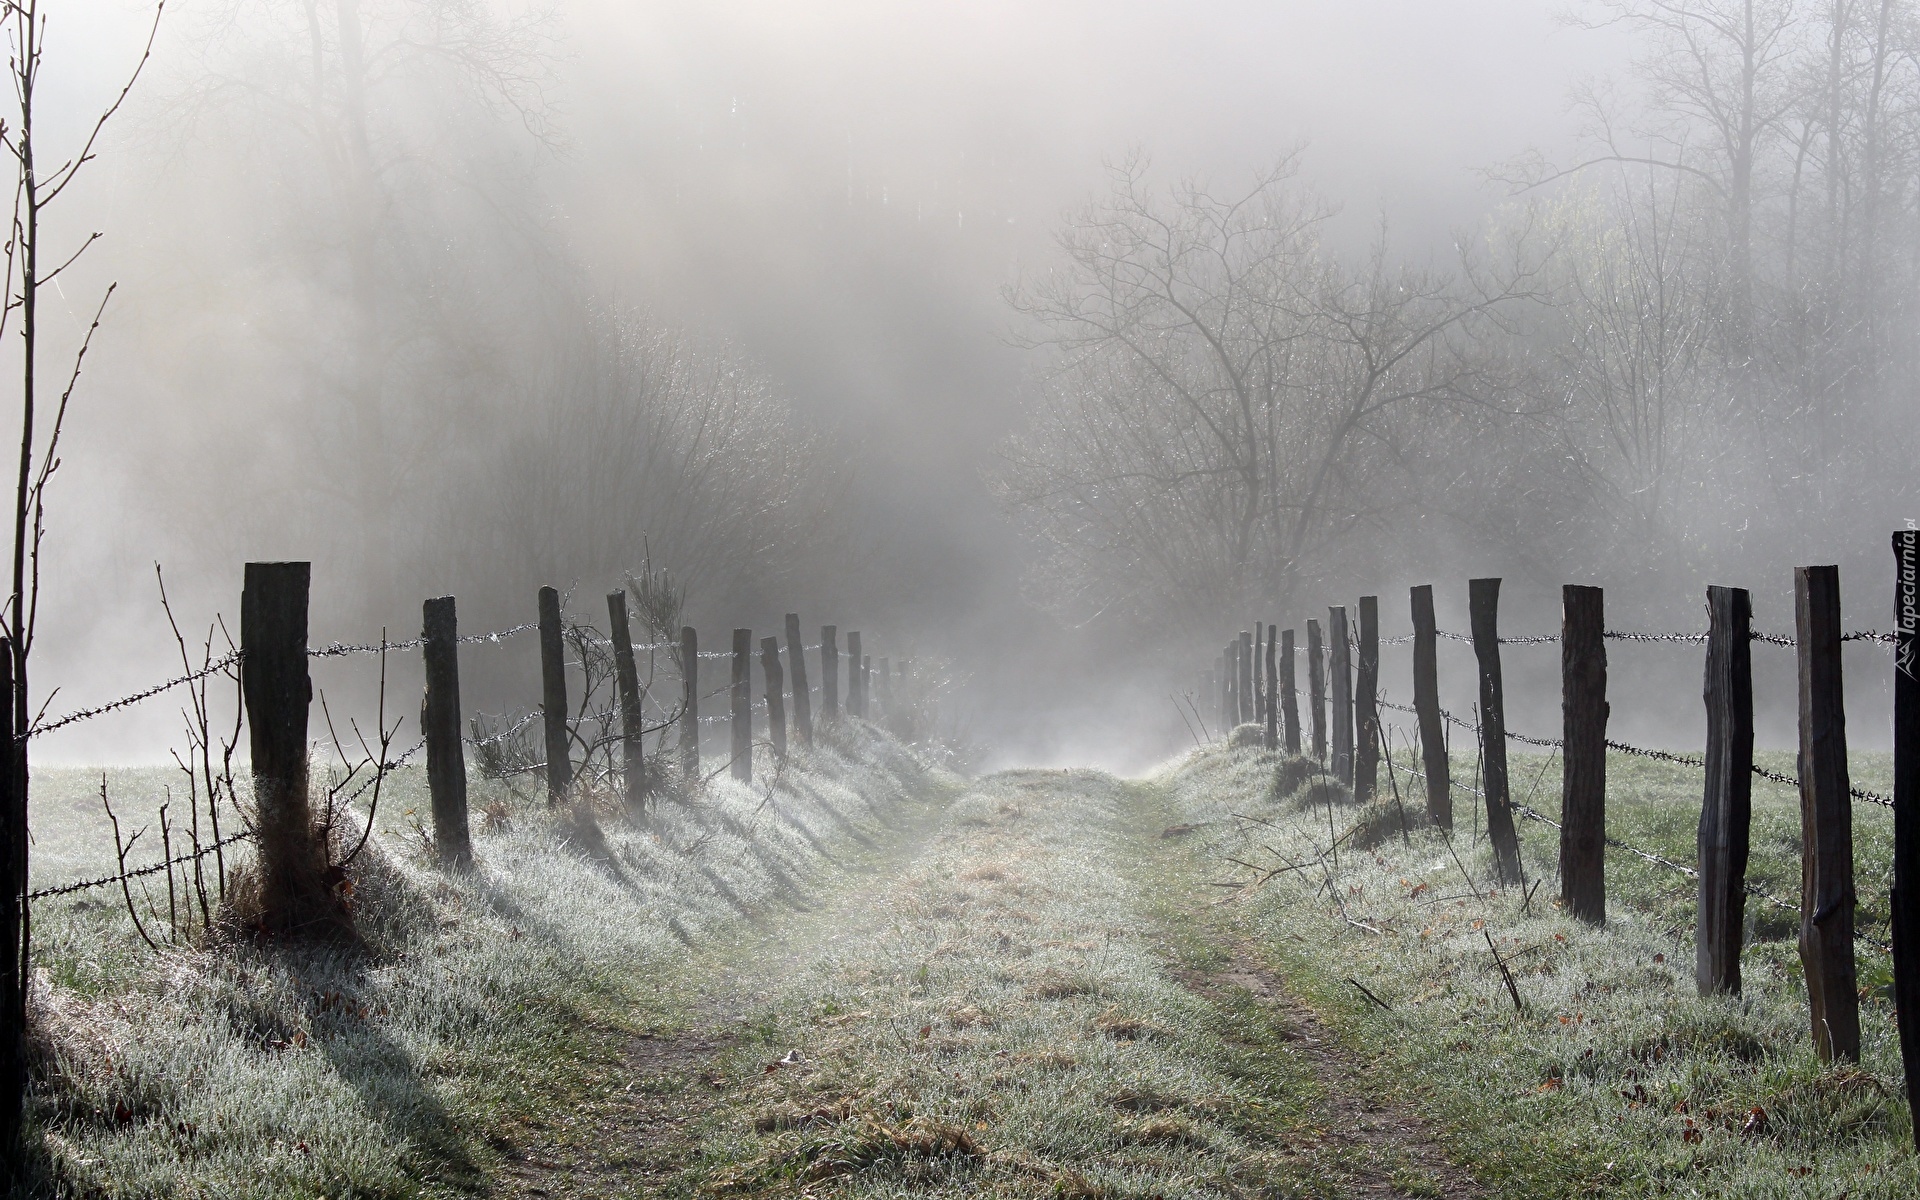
[
  {"xmin": 821, "ymin": 625, "xmax": 840, "ymax": 720},
  {"xmin": 761, "ymin": 635, "xmax": 788, "ymax": 759},
  {"xmin": 0, "ymin": 637, "xmax": 15, "ymax": 1155},
  {"xmin": 1890, "ymin": 531, "xmax": 1920, "ymax": 1144},
  {"xmin": 785, "ymin": 613, "xmax": 813, "ymax": 747},
  {"xmin": 607, "ymin": 591, "xmax": 646, "ymax": 810},
  {"xmin": 1307, "ymin": 620, "xmax": 1327, "ymax": 764},
  {"xmin": 1560, "ymin": 585, "xmax": 1606, "ymax": 924},
  {"xmin": 862, "ymin": 655, "xmax": 872, "ymax": 718},
  {"xmin": 422, "ymin": 596, "xmax": 471, "ymax": 868},
  {"xmin": 1355, "ymin": 597, "xmax": 1380, "ymax": 801},
  {"xmin": 731, "ymin": 629, "xmax": 752, "ymax": 784},
  {"xmin": 1329, "ymin": 606, "xmax": 1353, "ymax": 786},
  {"xmin": 1280, "ymin": 629, "xmax": 1300, "ymax": 755},
  {"xmin": 537, "ymin": 586, "xmax": 571, "ymax": 806},
  {"xmin": 242, "ymin": 562, "xmax": 331, "ymax": 930},
  {"xmin": 1265, "ymin": 624, "xmax": 1279, "ymax": 751},
  {"xmin": 680, "ymin": 626, "xmax": 700, "ymax": 779},
  {"xmin": 1469, "ymin": 578, "xmax": 1524, "ymax": 885},
  {"xmin": 1698, "ymin": 585, "xmax": 1753, "ymax": 994},
  {"xmin": 1410, "ymin": 585, "xmax": 1451, "ymax": 829},
  {"xmin": 1253, "ymin": 626, "xmax": 1267, "ymax": 729},
  {"xmin": 847, "ymin": 632, "xmax": 863, "ymax": 718},
  {"xmin": 1215, "ymin": 652, "xmax": 1228, "ymax": 731},
  {"xmin": 1244, "ymin": 633, "xmax": 1259, "ymax": 725},
  {"xmin": 1797, "ymin": 564, "xmax": 1859, "ymax": 1062}
]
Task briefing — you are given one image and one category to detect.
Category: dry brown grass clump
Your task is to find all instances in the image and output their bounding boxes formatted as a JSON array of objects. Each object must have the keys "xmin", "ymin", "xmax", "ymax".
[
  {"xmin": 1119, "ymin": 1115, "xmax": 1210, "ymax": 1148},
  {"xmin": 1272, "ymin": 755, "xmax": 1317, "ymax": 799},
  {"xmin": 1092, "ymin": 1006, "xmax": 1166, "ymax": 1041},
  {"xmin": 1291, "ymin": 776, "xmax": 1354, "ymax": 811},
  {"xmin": 1026, "ymin": 969, "xmax": 1098, "ymax": 1000}
]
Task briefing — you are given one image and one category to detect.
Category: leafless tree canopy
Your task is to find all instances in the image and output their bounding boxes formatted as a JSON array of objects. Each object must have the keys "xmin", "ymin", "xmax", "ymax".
[{"xmin": 992, "ymin": 159, "xmax": 1545, "ymax": 630}]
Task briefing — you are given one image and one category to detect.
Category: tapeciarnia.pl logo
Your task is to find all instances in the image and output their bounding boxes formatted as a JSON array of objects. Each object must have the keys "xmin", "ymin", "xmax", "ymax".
[{"xmin": 1901, "ymin": 524, "xmax": 1918, "ymax": 680}]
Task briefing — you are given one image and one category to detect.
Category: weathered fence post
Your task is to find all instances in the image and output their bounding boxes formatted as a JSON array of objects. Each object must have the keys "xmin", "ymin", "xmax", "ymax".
[
  {"xmin": 1280, "ymin": 629, "xmax": 1300, "ymax": 755},
  {"xmin": 607, "ymin": 591, "xmax": 646, "ymax": 810},
  {"xmin": 821, "ymin": 625, "xmax": 840, "ymax": 719},
  {"xmin": 761, "ymin": 635, "xmax": 788, "ymax": 760},
  {"xmin": 422, "ymin": 596, "xmax": 471, "ymax": 868},
  {"xmin": 847, "ymin": 632, "xmax": 863, "ymax": 718},
  {"xmin": 1698, "ymin": 585, "xmax": 1753, "ymax": 995},
  {"xmin": 1306, "ymin": 619, "xmax": 1327, "ymax": 764},
  {"xmin": 1215, "ymin": 652, "xmax": 1228, "ymax": 731},
  {"xmin": 1244, "ymin": 633, "xmax": 1259, "ymax": 725},
  {"xmin": 1469, "ymin": 578, "xmax": 1524, "ymax": 885},
  {"xmin": 1410, "ymin": 585, "xmax": 1451, "ymax": 829},
  {"xmin": 1264, "ymin": 624, "xmax": 1279, "ymax": 751},
  {"xmin": 242, "ymin": 562, "xmax": 331, "ymax": 931},
  {"xmin": 1355, "ymin": 597, "xmax": 1380, "ymax": 801},
  {"xmin": 1329, "ymin": 607, "xmax": 1353, "ymax": 786},
  {"xmin": 1890, "ymin": 531, "xmax": 1920, "ymax": 1144},
  {"xmin": 786, "ymin": 613, "xmax": 813, "ymax": 747},
  {"xmin": 1253, "ymin": 626, "xmax": 1267, "ymax": 729},
  {"xmin": 537, "ymin": 586, "xmax": 571, "ymax": 806},
  {"xmin": 1560, "ymin": 585, "xmax": 1606, "ymax": 924},
  {"xmin": 680, "ymin": 626, "xmax": 700, "ymax": 779},
  {"xmin": 1797, "ymin": 564, "xmax": 1859, "ymax": 1062},
  {"xmin": 0, "ymin": 636, "xmax": 20, "ymax": 1156},
  {"xmin": 731, "ymin": 629, "xmax": 753, "ymax": 784}
]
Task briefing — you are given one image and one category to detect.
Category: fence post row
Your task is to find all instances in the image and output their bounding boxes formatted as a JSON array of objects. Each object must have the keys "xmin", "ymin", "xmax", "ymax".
[
  {"xmin": 422, "ymin": 596, "xmax": 471, "ymax": 868},
  {"xmin": 847, "ymin": 632, "xmax": 863, "ymax": 718},
  {"xmin": 1890, "ymin": 531, "xmax": 1920, "ymax": 1146},
  {"xmin": 731, "ymin": 629, "xmax": 753, "ymax": 784},
  {"xmin": 680, "ymin": 626, "xmax": 700, "ymax": 778},
  {"xmin": 1279, "ymin": 628, "xmax": 1300, "ymax": 755},
  {"xmin": 1409, "ymin": 584, "xmax": 1451, "ymax": 829},
  {"xmin": 785, "ymin": 613, "xmax": 812, "ymax": 747},
  {"xmin": 1354, "ymin": 597, "xmax": 1379, "ymax": 801},
  {"xmin": 762, "ymin": 636, "xmax": 787, "ymax": 759},
  {"xmin": 1560, "ymin": 585, "xmax": 1607, "ymax": 925},
  {"xmin": 1796, "ymin": 564, "xmax": 1859, "ymax": 1063},
  {"xmin": 1329, "ymin": 607, "xmax": 1353, "ymax": 786},
  {"xmin": 1697, "ymin": 585, "xmax": 1753, "ymax": 995},
  {"xmin": 1306, "ymin": 619, "xmax": 1326, "ymax": 764},
  {"xmin": 537, "ymin": 586, "xmax": 571, "ymax": 807},
  {"xmin": 1264, "ymin": 624, "xmax": 1279, "ymax": 751},
  {"xmin": 607, "ymin": 591, "xmax": 647, "ymax": 811},
  {"xmin": 1468, "ymin": 578, "xmax": 1525, "ymax": 886},
  {"xmin": 242, "ymin": 562, "xmax": 331, "ymax": 931},
  {"xmin": 821, "ymin": 625, "xmax": 839, "ymax": 719}
]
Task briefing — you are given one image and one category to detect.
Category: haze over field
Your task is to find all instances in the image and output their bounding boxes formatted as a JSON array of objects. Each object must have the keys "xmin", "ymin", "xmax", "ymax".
[{"xmin": 21, "ymin": 0, "xmax": 1912, "ymax": 769}]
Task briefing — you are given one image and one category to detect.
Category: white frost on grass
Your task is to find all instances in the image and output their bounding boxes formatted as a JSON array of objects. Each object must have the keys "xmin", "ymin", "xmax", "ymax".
[{"xmin": 22, "ymin": 720, "xmax": 952, "ymax": 1198}]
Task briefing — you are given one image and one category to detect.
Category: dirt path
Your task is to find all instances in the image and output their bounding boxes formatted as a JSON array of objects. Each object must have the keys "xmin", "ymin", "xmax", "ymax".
[{"xmin": 488, "ymin": 770, "xmax": 1482, "ymax": 1199}]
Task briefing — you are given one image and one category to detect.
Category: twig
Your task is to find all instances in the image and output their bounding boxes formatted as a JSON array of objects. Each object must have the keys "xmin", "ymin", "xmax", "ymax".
[
  {"xmin": 101, "ymin": 777, "xmax": 156, "ymax": 952},
  {"xmin": 1346, "ymin": 977, "xmax": 1392, "ymax": 1011},
  {"xmin": 1483, "ymin": 928, "xmax": 1523, "ymax": 1013}
]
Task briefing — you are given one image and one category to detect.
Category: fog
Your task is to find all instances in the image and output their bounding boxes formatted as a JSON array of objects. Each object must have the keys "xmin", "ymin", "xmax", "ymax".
[{"xmin": 22, "ymin": 0, "xmax": 1912, "ymax": 771}]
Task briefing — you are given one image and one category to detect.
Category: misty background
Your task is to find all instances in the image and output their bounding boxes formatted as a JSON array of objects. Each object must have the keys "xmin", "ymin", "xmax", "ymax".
[{"xmin": 26, "ymin": 0, "xmax": 1913, "ymax": 770}]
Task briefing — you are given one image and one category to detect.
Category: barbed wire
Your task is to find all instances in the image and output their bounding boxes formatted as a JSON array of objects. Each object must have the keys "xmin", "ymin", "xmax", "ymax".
[
  {"xmin": 28, "ymin": 826, "xmax": 256, "ymax": 901},
  {"xmin": 28, "ymin": 651, "xmax": 243, "ymax": 739}
]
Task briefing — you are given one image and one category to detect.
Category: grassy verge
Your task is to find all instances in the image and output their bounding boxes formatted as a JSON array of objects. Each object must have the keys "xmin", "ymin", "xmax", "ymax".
[
  {"xmin": 1152, "ymin": 741, "xmax": 1917, "ymax": 1198},
  {"xmin": 643, "ymin": 769, "xmax": 1347, "ymax": 1199},
  {"xmin": 17, "ymin": 721, "xmax": 953, "ymax": 1199}
]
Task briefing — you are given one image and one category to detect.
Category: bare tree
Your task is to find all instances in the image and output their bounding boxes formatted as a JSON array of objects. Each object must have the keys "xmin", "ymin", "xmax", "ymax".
[
  {"xmin": 994, "ymin": 159, "xmax": 1544, "ymax": 631},
  {"xmin": 0, "ymin": 0, "xmax": 163, "ymax": 1160}
]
